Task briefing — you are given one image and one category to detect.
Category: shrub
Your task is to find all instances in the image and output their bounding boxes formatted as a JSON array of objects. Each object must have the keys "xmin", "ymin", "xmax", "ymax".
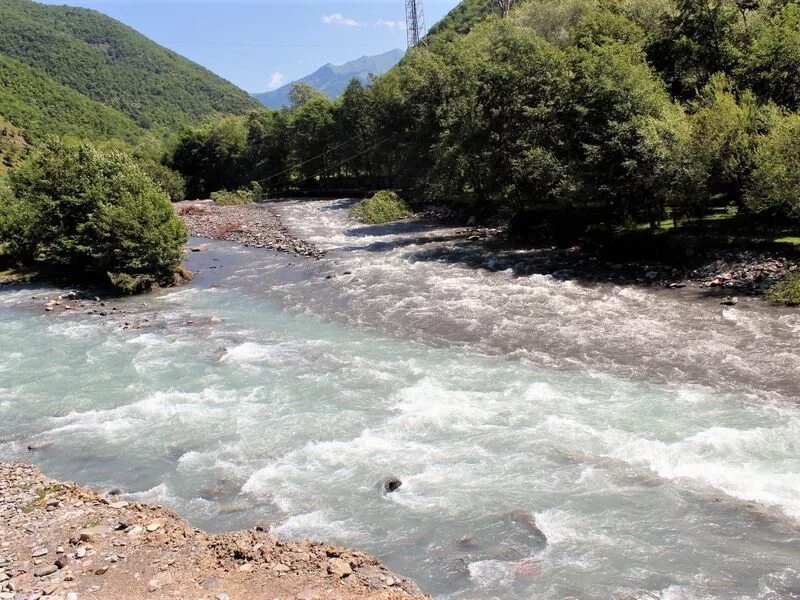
[
  {"xmin": 350, "ymin": 191, "xmax": 413, "ymax": 224},
  {"xmin": 211, "ymin": 188, "xmax": 253, "ymax": 206},
  {"xmin": 767, "ymin": 272, "xmax": 800, "ymax": 306},
  {"xmin": 745, "ymin": 112, "xmax": 800, "ymax": 219},
  {"xmin": 142, "ymin": 162, "xmax": 186, "ymax": 202},
  {"xmin": 0, "ymin": 138, "xmax": 187, "ymax": 293}
]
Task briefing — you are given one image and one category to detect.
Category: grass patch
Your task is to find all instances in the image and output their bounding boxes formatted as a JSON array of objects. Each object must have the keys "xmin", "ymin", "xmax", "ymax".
[
  {"xmin": 350, "ymin": 190, "xmax": 413, "ymax": 224},
  {"xmin": 211, "ymin": 189, "xmax": 253, "ymax": 206},
  {"xmin": 767, "ymin": 272, "xmax": 800, "ymax": 306}
]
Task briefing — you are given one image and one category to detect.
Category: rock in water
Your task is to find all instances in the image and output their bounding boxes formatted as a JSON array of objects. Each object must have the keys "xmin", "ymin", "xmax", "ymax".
[{"xmin": 378, "ymin": 476, "xmax": 403, "ymax": 494}]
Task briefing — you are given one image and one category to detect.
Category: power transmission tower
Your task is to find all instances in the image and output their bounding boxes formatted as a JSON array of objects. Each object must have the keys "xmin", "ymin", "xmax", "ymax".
[
  {"xmin": 405, "ymin": 0, "xmax": 427, "ymax": 49},
  {"xmin": 492, "ymin": 0, "xmax": 515, "ymax": 17}
]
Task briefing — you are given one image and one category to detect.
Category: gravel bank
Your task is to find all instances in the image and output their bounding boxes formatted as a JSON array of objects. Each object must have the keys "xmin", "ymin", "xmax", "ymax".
[
  {"xmin": 0, "ymin": 463, "xmax": 425, "ymax": 600},
  {"xmin": 176, "ymin": 202, "xmax": 325, "ymax": 259}
]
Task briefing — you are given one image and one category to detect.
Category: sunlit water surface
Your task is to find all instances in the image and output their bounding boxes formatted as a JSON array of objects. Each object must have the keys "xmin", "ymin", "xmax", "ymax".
[{"xmin": 2, "ymin": 199, "xmax": 800, "ymax": 599}]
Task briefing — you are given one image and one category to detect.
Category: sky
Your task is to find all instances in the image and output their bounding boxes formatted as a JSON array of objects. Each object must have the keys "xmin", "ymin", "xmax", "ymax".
[{"xmin": 38, "ymin": 0, "xmax": 462, "ymax": 92}]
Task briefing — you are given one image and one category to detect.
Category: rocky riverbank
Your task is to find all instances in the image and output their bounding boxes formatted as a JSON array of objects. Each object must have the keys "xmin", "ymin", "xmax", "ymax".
[
  {"xmin": 0, "ymin": 463, "xmax": 425, "ymax": 600},
  {"xmin": 452, "ymin": 226, "xmax": 798, "ymax": 300},
  {"xmin": 176, "ymin": 202, "xmax": 325, "ymax": 259}
]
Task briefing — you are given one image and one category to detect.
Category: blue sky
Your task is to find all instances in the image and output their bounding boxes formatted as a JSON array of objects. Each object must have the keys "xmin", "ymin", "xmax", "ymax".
[{"xmin": 38, "ymin": 0, "xmax": 462, "ymax": 92}]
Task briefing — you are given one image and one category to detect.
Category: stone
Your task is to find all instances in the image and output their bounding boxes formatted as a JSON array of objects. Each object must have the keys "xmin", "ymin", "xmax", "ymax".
[
  {"xmin": 327, "ymin": 558, "xmax": 352, "ymax": 578},
  {"xmin": 109, "ymin": 501, "xmax": 128, "ymax": 510},
  {"xmin": 75, "ymin": 548, "xmax": 86, "ymax": 559},
  {"xmin": 272, "ymin": 563, "xmax": 290, "ymax": 573},
  {"xmin": 34, "ymin": 564, "xmax": 58, "ymax": 577},
  {"xmin": 237, "ymin": 563, "xmax": 253, "ymax": 573},
  {"xmin": 147, "ymin": 571, "xmax": 173, "ymax": 592},
  {"xmin": 296, "ymin": 590, "xmax": 320, "ymax": 600},
  {"xmin": 79, "ymin": 526, "xmax": 111, "ymax": 543},
  {"xmin": 379, "ymin": 476, "xmax": 402, "ymax": 494},
  {"xmin": 94, "ymin": 566, "xmax": 109, "ymax": 576},
  {"xmin": 65, "ymin": 593, "xmax": 79, "ymax": 600},
  {"xmin": 145, "ymin": 522, "xmax": 161, "ymax": 533},
  {"xmin": 216, "ymin": 594, "xmax": 230, "ymax": 600},
  {"xmin": 55, "ymin": 556, "xmax": 68, "ymax": 569},
  {"xmin": 31, "ymin": 548, "xmax": 48, "ymax": 558},
  {"xmin": 200, "ymin": 576, "xmax": 218, "ymax": 590}
]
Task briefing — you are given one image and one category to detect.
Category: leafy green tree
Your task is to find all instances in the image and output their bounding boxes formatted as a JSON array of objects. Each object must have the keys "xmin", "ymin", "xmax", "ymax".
[
  {"xmin": 291, "ymin": 95, "xmax": 336, "ymax": 185},
  {"xmin": 245, "ymin": 109, "xmax": 292, "ymax": 191},
  {"xmin": 566, "ymin": 24, "xmax": 679, "ymax": 225},
  {"xmin": 170, "ymin": 116, "xmax": 248, "ymax": 198},
  {"xmin": 1, "ymin": 139, "xmax": 187, "ymax": 291},
  {"xmin": 687, "ymin": 74, "xmax": 764, "ymax": 208},
  {"xmin": 745, "ymin": 112, "xmax": 800, "ymax": 218},
  {"xmin": 740, "ymin": 3, "xmax": 800, "ymax": 109},
  {"xmin": 648, "ymin": 0, "xmax": 746, "ymax": 99},
  {"xmin": 289, "ymin": 83, "xmax": 326, "ymax": 109}
]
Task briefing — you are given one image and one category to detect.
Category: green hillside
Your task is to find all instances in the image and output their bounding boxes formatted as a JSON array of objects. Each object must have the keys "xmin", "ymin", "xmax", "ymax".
[
  {"xmin": 426, "ymin": 0, "xmax": 496, "ymax": 46},
  {"xmin": 0, "ymin": 0, "xmax": 260, "ymax": 132},
  {"xmin": 0, "ymin": 54, "xmax": 141, "ymax": 142}
]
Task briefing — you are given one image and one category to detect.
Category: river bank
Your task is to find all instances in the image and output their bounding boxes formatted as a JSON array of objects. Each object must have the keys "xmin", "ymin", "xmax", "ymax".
[{"xmin": 0, "ymin": 463, "xmax": 424, "ymax": 600}]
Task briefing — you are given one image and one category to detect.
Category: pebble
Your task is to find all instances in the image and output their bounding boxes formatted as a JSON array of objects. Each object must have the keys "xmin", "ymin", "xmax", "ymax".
[
  {"xmin": 31, "ymin": 549, "xmax": 48, "ymax": 558},
  {"xmin": 33, "ymin": 564, "xmax": 58, "ymax": 577},
  {"xmin": 145, "ymin": 523, "xmax": 161, "ymax": 533}
]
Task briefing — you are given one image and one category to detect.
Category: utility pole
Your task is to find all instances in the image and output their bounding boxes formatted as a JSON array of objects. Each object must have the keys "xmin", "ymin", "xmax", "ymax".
[
  {"xmin": 406, "ymin": 0, "xmax": 427, "ymax": 49},
  {"xmin": 493, "ymin": 0, "xmax": 514, "ymax": 18}
]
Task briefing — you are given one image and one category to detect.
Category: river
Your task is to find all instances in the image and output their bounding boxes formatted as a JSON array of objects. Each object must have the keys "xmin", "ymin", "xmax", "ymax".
[{"xmin": 1, "ymin": 199, "xmax": 799, "ymax": 599}]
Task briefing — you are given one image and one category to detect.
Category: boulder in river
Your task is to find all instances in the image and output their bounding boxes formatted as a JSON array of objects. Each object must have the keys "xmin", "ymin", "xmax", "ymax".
[{"xmin": 378, "ymin": 476, "xmax": 403, "ymax": 494}]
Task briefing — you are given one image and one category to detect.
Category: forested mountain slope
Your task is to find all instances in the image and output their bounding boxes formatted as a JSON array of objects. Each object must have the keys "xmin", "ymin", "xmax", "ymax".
[
  {"xmin": 0, "ymin": 0, "xmax": 259, "ymax": 132},
  {"xmin": 0, "ymin": 55, "xmax": 141, "ymax": 142}
]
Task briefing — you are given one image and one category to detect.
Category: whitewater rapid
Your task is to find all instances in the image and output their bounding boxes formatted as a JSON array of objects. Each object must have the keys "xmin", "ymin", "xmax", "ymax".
[{"xmin": 1, "ymin": 199, "xmax": 799, "ymax": 599}]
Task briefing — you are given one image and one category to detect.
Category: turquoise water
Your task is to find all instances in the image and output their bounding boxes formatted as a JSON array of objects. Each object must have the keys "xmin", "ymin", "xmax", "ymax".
[{"xmin": 2, "ymin": 200, "xmax": 800, "ymax": 599}]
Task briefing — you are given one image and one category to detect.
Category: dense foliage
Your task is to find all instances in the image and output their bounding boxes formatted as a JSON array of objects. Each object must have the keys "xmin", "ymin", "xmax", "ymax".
[
  {"xmin": 166, "ymin": 0, "xmax": 800, "ymax": 238},
  {"xmin": 0, "ymin": 140, "xmax": 187, "ymax": 292},
  {"xmin": 0, "ymin": 0, "xmax": 259, "ymax": 133},
  {"xmin": 0, "ymin": 55, "xmax": 141, "ymax": 143},
  {"xmin": 350, "ymin": 191, "xmax": 413, "ymax": 224}
]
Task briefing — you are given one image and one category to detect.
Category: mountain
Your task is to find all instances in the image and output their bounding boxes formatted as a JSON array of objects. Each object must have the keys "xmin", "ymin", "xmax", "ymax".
[
  {"xmin": 0, "ymin": 0, "xmax": 260, "ymax": 133},
  {"xmin": 254, "ymin": 49, "xmax": 405, "ymax": 109},
  {"xmin": 0, "ymin": 54, "xmax": 141, "ymax": 142}
]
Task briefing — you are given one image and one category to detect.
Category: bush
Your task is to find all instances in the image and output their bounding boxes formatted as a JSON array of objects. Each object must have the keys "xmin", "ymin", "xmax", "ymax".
[
  {"xmin": 767, "ymin": 272, "xmax": 800, "ymax": 306},
  {"xmin": 349, "ymin": 191, "xmax": 413, "ymax": 224},
  {"xmin": 0, "ymin": 138, "xmax": 187, "ymax": 292},
  {"xmin": 142, "ymin": 161, "xmax": 186, "ymax": 202},
  {"xmin": 745, "ymin": 112, "xmax": 800, "ymax": 219},
  {"xmin": 211, "ymin": 188, "xmax": 253, "ymax": 206}
]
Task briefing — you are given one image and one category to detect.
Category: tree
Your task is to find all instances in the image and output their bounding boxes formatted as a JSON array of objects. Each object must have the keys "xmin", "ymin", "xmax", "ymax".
[
  {"xmin": 687, "ymin": 74, "xmax": 764, "ymax": 208},
  {"xmin": 288, "ymin": 83, "xmax": 325, "ymax": 109},
  {"xmin": 745, "ymin": 112, "xmax": 800, "ymax": 219},
  {"xmin": 740, "ymin": 3, "xmax": 800, "ymax": 109},
  {"xmin": 169, "ymin": 116, "xmax": 248, "ymax": 198},
  {"xmin": 1, "ymin": 139, "xmax": 187, "ymax": 291},
  {"xmin": 245, "ymin": 109, "xmax": 292, "ymax": 191},
  {"xmin": 493, "ymin": 0, "xmax": 515, "ymax": 18}
]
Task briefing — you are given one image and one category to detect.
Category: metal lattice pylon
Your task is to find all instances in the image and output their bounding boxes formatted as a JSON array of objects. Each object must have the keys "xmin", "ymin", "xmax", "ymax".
[{"xmin": 405, "ymin": 0, "xmax": 427, "ymax": 49}]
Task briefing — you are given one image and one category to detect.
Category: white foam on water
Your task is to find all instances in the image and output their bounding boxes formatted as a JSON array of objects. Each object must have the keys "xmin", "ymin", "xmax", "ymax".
[
  {"xmin": 221, "ymin": 342, "xmax": 283, "ymax": 364},
  {"xmin": 272, "ymin": 510, "xmax": 364, "ymax": 543}
]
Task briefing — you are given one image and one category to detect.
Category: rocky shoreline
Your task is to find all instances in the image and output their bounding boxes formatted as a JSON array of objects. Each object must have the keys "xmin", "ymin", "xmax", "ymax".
[
  {"xmin": 176, "ymin": 202, "xmax": 324, "ymax": 260},
  {"xmin": 451, "ymin": 226, "xmax": 798, "ymax": 301},
  {"xmin": 0, "ymin": 463, "xmax": 425, "ymax": 600}
]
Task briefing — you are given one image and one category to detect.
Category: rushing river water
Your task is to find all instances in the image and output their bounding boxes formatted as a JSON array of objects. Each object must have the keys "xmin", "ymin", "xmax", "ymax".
[{"xmin": 2, "ymin": 199, "xmax": 800, "ymax": 599}]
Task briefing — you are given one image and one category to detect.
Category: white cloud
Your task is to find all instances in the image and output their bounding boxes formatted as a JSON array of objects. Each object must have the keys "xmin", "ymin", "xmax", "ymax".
[
  {"xmin": 266, "ymin": 72, "xmax": 285, "ymax": 90},
  {"xmin": 376, "ymin": 19, "xmax": 404, "ymax": 28},
  {"xmin": 322, "ymin": 13, "xmax": 360, "ymax": 27}
]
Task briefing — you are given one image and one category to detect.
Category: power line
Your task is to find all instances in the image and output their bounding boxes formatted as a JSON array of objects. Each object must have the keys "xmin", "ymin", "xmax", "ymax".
[{"xmin": 258, "ymin": 135, "xmax": 362, "ymax": 184}]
